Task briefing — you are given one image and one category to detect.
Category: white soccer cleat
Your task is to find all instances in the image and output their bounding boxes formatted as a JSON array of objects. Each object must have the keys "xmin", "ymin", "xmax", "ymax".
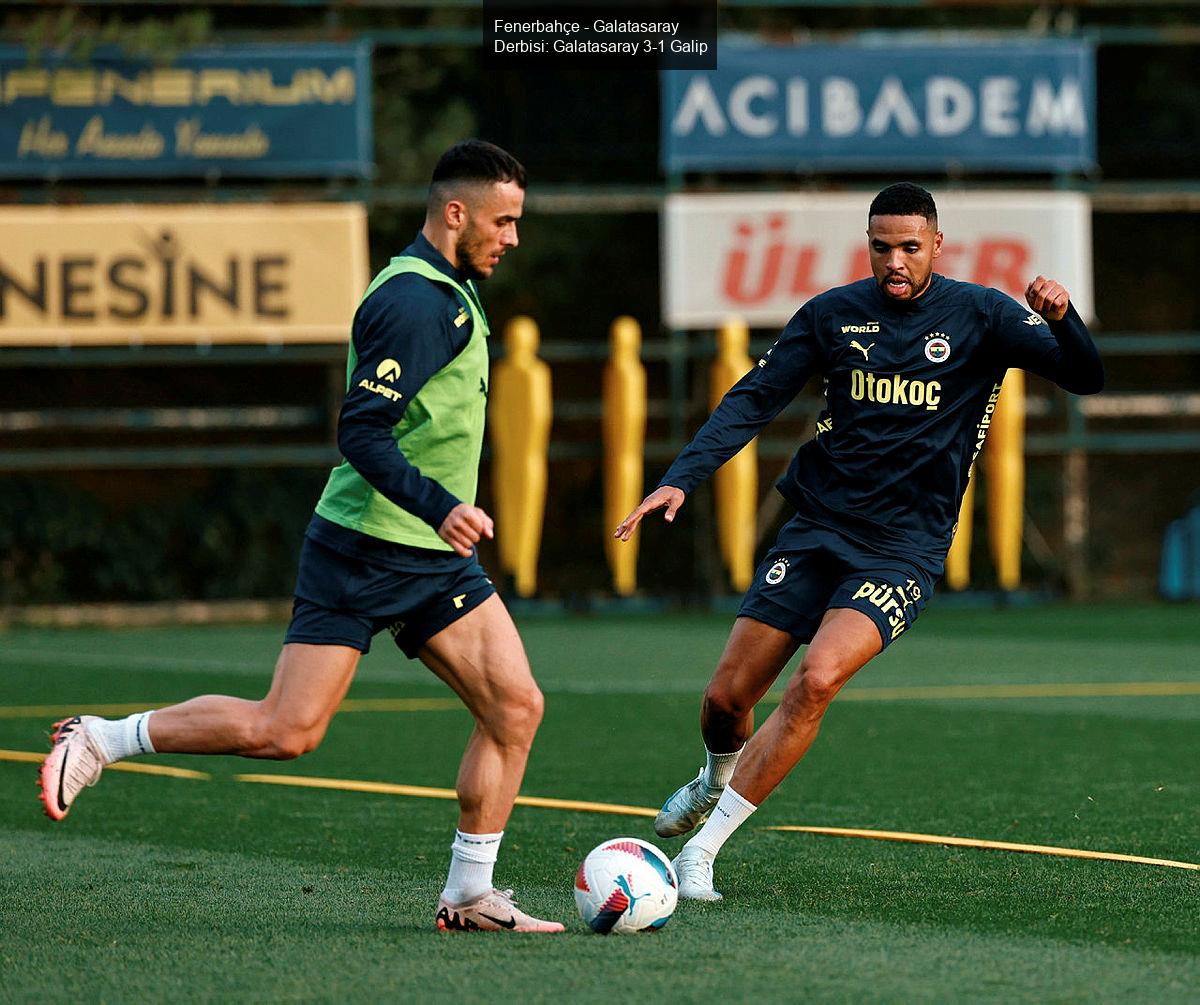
[
  {"xmin": 672, "ymin": 846, "xmax": 723, "ymax": 902},
  {"xmin": 435, "ymin": 888, "xmax": 565, "ymax": 933},
  {"xmin": 654, "ymin": 771, "xmax": 722, "ymax": 837},
  {"xmin": 38, "ymin": 715, "xmax": 106, "ymax": 821}
]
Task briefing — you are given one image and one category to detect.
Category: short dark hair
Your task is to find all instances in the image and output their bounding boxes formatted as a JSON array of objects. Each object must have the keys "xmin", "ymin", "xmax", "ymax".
[
  {"xmin": 429, "ymin": 139, "xmax": 526, "ymax": 206},
  {"xmin": 869, "ymin": 183, "xmax": 937, "ymax": 227}
]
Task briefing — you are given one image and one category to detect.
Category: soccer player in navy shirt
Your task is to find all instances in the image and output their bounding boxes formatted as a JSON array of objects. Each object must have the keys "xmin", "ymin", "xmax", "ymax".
[{"xmin": 614, "ymin": 183, "xmax": 1104, "ymax": 900}]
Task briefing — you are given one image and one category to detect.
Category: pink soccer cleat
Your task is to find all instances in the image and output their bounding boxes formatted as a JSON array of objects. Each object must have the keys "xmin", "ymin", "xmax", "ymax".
[
  {"xmin": 38, "ymin": 716, "xmax": 106, "ymax": 821},
  {"xmin": 436, "ymin": 888, "xmax": 564, "ymax": 933}
]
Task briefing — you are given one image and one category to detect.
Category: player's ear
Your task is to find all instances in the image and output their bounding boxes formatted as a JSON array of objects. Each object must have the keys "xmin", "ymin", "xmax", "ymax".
[
  {"xmin": 932, "ymin": 229, "xmax": 943, "ymax": 259},
  {"xmin": 443, "ymin": 198, "xmax": 468, "ymax": 231}
]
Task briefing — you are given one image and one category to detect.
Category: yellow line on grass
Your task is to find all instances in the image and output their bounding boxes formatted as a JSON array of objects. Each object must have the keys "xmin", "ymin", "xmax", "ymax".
[
  {"xmin": 338, "ymin": 698, "xmax": 463, "ymax": 712},
  {"xmin": 765, "ymin": 681, "xmax": 1200, "ymax": 703},
  {"xmin": 0, "ymin": 748, "xmax": 208, "ymax": 779},
  {"xmin": 766, "ymin": 825, "xmax": 1200, "ymax": 871},
  {"xmin": 0, "ymin": 703, "xmax": 171, "ymax": 719},
  {"xmin": 1, "ymin": 684, "xmax": 1196, "ymax": 721},
  {"xmin": 3, "ymin": 747, "xmax": 1191, "ymax": 871},
  {"xmin": 235, "ymin": 772, "xmax": 658, "ymax": 817}
]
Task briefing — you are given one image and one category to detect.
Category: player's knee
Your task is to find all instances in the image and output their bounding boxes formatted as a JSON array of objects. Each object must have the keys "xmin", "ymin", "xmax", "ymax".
[
  {"xmin": 511, "ymin": 683, "xmax": 545, "ymax": 740},
  {"xmin": 786, "ymin": 660, "xmax": 844, "ymax": 715},
  {"xmin": 248, "ymin": 707, "xmax": 326, "ymax": 760},
  {"xmin": 276, "ymin": 725, "xmax": 326, "ymax": 759},
  {"xmin": 485, "ymin": 681, "xmax": 544, "ymax": 746},
  {"xmin": 703, "ymin": 681, "xmax": 754, "ymax": 721}
]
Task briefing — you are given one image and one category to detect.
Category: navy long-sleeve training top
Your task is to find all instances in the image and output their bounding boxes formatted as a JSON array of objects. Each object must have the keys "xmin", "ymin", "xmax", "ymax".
[
  {"xmin": 660, "ymin": 273, "xmax": 1104, "ymax": 575},
  {"xmin": 306, "ymin": 232, "xmax": 480, "ymax": 571}
]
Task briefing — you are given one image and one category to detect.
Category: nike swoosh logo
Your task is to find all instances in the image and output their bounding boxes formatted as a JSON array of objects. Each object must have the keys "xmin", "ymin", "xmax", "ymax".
[
  {"xmin": 480, "ymin": 913, "xmax": 517, "ymax": 929},
  {"xmin": 56, "ymin": 747, "xmax": 70, "ymax": 812}
]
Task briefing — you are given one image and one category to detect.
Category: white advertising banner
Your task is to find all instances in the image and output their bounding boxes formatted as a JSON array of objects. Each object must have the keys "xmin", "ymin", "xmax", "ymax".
[{"xmin": 663, "ymin": 191, "xmax": 1093, "ymax": 329}]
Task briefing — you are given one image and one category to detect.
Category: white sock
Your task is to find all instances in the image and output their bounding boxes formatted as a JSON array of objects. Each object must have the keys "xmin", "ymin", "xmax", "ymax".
[
  {"xmin": 703, "ymin": 745, "xmax": 743, "ymax": 789},
  {"xmin": 440, "ymin": 830, "xmax": 503, "ymax": 905},
  {"xmin": 685, "ymin": 785, "xmax": 757, "ymax": 859},
  {"xmin": 86, "ymin": 711, "xmax": 157, "ymax": 764}
]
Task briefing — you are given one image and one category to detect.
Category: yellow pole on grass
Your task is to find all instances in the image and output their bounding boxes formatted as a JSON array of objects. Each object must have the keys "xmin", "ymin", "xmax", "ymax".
[
  {"xmin": 986, "ymin": 369, "xmax": 1026, "ymax": 591},
  {"xmin": 944, "ymin": 369, "xmax": 1025, "ymax": 591},
  {"xmin": 602, "ymin": 316, "xmax": 647, "ymax": 596},
  {"xmin": 488, "ymin": 316, "xmax": 552, "ymax": 597},
  {"xmin": 710, "ymin": 318, "xmax": 758, "ymax": 591}
]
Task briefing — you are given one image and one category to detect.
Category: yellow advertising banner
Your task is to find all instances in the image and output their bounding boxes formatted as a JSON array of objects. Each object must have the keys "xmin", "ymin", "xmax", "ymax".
[{"xmin": 0, "ymin": 203, "xmax": 369, "ymax": 346}]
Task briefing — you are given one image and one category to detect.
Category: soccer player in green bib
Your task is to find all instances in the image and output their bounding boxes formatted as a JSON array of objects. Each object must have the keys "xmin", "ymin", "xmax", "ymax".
[{"xmin": 39, "ymin": 140, "xmax": 564, "ymax": 934}]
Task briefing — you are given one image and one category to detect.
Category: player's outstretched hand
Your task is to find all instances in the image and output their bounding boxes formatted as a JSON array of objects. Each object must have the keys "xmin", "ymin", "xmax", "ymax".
[
  {"xmin": 613, "ymin": 486, "xmax": 686, "ymax": 542},
  {"xmin": 438, "ymin": 502, "xmax": 494, "ymax": 557},
  {"xmin": 1025, "ymin": 276, "xmax": 1070, "ymax": 322}
]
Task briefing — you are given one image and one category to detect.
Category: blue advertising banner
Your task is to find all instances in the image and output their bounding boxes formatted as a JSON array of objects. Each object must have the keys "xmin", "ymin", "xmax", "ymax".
[
  {"xmin": 0, "ymin": 43, "xmax": 372, "ymax": 179},
  {"xmin": 662, "ymin": 42, "xmax": 1094, "ymax": 173}
]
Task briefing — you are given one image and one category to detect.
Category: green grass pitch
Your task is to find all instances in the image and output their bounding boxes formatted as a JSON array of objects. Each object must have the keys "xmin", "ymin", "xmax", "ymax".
[{"xmin": 1, "ymin": 604, "xmax": 1198, "ymax": 1001}]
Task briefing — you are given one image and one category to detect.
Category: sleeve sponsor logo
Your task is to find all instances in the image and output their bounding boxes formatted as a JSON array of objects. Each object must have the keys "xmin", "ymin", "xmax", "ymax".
[
  {"xmin": 358, "ymin": 358, "xmax": 403, "ymax": 400},
  {"xmin": 970, "ymin": 380, "xmax": 1005, "ymax": 461}
]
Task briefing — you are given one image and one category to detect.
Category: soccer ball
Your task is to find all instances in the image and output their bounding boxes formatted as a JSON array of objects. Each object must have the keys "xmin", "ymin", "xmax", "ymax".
[{"xmin": 574, "ymin": 837, "xmax": 678, "ymax": 933}]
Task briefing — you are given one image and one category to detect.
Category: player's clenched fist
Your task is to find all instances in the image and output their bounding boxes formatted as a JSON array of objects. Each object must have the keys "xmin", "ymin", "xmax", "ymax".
[
  {"xmin": 1025, "ymin": 275, "xmax": 1070, "ymax": 322},
  {"xmin": 438, "ymin": 502, "xmax": 495, "ymax": 557},
  {"xmin": 613, "ymin": 485, "xmax": 686, "ymax": 542}
]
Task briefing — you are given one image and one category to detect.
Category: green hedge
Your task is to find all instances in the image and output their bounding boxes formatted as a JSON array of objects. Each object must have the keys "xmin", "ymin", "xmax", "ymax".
[{"xmin": 0, "ymin": 471, "xmax": 325, "ymax": 604}]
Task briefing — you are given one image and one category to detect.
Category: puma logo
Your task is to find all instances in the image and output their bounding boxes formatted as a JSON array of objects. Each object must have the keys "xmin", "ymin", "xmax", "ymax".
[{"xmin": 850, "ymin": 340, "xmax": 875, "ymax": 361}]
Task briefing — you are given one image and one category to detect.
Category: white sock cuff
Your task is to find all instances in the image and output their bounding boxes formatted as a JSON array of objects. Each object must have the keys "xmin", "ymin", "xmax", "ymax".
[
  {"xmin": 131, "ymin": 711, "xmax": 156, "ymax": 755},
  {"xmin": 88, "ymin": 710, "xmax": 155, "ymax": 763},
  {"xmin": 722, "ymin": 784, "xmax": 757, "ymax": 813},
  {"xmin": 703, "ymin": 744, "xmax": 744, "ymax": 788},
  {"xmin": 451, "ymin": 830, "xmax": 503, "ymax": 864},
  {"xmin": 688, "ymin": 784, "xmax": 758, "ymax": 858}
]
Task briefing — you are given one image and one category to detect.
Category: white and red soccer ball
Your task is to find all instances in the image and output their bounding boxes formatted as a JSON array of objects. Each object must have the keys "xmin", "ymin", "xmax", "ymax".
[{"xmin": 574, "ymin": 837, "xmax": 678, "ymax": 934}]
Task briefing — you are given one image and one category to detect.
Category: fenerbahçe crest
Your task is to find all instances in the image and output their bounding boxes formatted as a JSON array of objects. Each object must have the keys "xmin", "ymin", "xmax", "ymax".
[
  {"xmin": 924, "ymin": 333, "xmax": 951, "ymax": 363},
  {"xmin": 765, "ymin": 558, "xmax": 789, "ymax": 585}
]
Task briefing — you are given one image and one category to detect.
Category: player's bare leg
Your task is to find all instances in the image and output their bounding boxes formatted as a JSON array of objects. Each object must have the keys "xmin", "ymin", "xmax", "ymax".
[
  {"xmin": 701, "ymin": 617, "xmax": 803, "ymax": 753},
  {"xmin": 148, "ymin": 643, "xmax": 361, "ymax": 757},
  {"xmin": 728, "ymin": 607, "xmax": 880, "ymax": 804},
  {"xmin": 419, "ymin": 595, "xmax": 543, "ymax": 834},
  {"xmin": 419, "ymin": 594, "xmax": 563, "ymax": 932},
  {"xmin": 655, "ymin": 618, "xmax": 799, "ymax": 838},
  {"xmin": 675, "ymin": 607, "xmax": 881, "ymax": 899},
  {"xmin": 39, "ymin": 644, "xmax": 360, "ymax": 820}
]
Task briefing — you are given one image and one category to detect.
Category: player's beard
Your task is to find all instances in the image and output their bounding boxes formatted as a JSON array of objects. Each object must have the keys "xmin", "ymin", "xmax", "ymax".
[
  {"xmin": 454, "ymin": 219, "xmax": 491, "ymax": 281},
  {"xmin": 879, "ymin": 267, "xmax": 933, "ymax": 300}
]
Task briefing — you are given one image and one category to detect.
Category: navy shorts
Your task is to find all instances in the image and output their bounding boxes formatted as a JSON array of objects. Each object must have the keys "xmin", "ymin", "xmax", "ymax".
[
  {"xmin": 285, "ymin": 536, "xmax": 496, "ymax": 658},
  {"xmin": 738, "ymin": 514, "xmax": 935, "ymax": 649}
]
